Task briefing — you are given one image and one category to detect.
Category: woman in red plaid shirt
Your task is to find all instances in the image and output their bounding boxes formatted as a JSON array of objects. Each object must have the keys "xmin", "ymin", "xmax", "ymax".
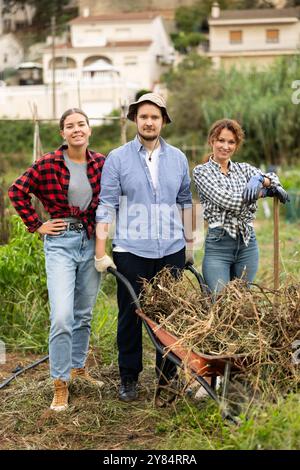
[{"xmin": 9, "ymin": 108, "xmax": 105, "ymax": 412}]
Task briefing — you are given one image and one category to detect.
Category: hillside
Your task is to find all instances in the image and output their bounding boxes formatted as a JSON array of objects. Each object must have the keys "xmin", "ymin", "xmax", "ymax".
[
  {"xmin": 79, "ymin": 0, "xmax": 195, "ymax": 17},
  {"xmin": 78, "ymin": 0, "xmax": 288, "ymax": 17}
]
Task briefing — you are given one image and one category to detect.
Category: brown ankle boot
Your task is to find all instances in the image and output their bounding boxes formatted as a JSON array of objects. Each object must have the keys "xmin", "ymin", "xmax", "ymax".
[
  {"xmin": 50, "ymin": 379, "xmax": 69, "ymax": 412},
  {"xmin": 70, "ymin": 367, "xmax": 104, "ymax": 388}
]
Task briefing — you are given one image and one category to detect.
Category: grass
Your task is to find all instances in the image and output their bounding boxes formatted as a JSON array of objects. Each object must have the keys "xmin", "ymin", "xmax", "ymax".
[{"xmin": 157, "ymin": 394, "xmax": 300, "ymax": 450}]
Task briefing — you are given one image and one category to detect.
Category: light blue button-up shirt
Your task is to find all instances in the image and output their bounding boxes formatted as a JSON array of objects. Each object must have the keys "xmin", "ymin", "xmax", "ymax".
[{"xmin": 96, "ymin": 136, "xmax": 192, "ymax": 259}]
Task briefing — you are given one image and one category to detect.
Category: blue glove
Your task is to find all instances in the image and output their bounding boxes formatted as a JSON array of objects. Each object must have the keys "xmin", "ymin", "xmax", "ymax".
[
  {"xmin": 243, "ymin": 174, "xmax": 264, "ymax": 204},
  {"xmin": 262, "ymin": 186, "xmax": 290, "ymax": 204}
]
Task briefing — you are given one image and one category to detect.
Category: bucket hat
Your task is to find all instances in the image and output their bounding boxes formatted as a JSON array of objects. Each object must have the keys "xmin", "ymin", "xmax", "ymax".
[{"xmin": 127, "ymin": 92, "xmax": 171, "ymax": 123}]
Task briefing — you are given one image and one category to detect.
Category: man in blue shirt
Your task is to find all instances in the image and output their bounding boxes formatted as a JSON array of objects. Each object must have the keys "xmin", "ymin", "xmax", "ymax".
[{"xmin": 95, "ymin": 93, "xmax": 193, "ymax": 402}]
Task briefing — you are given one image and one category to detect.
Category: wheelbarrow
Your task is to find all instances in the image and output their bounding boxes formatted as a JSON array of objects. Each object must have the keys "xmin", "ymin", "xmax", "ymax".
[{"xmin": 108, "ymin": 264, "xmax": 246, "ymax": 423}]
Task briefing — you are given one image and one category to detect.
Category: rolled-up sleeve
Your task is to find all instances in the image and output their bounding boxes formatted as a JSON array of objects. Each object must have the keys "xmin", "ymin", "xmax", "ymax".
[
  {"xmin": 242, "ymin": 163, "xmax": 280, "ymax": 188},
  {"xmin": 176, "ymin": 155, "xmax": 192, "ymax": 208},
  {"xmin": 95, "ymin": 151, "xmax": 121, "ymax": 223}
]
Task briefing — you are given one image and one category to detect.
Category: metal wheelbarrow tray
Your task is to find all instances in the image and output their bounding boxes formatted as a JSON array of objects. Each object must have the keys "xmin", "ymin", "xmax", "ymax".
[{"xmin": 108, "ymin": 265, "xmax": 247, "ymax": 423}]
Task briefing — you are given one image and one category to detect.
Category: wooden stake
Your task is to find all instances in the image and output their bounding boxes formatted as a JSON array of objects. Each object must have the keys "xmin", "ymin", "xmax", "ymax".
[
  {"xmin": 273, "ymin": 197, "xmax": 280, "ymax": 290},
  {"xmin": 120, "ymin": 103, "xmax": 127, "ymax": 145}
]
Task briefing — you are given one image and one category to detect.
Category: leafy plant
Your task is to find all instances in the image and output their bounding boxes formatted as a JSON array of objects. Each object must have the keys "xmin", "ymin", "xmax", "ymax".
[{"xmin": 0, "ymin": 216, "xmax": 49, "ymax": 351}]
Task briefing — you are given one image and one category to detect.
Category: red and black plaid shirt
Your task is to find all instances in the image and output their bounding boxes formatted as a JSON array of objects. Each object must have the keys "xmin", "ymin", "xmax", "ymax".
[{"xmin": 8, "ymin": 145, "xmax": 105, "ymax": 238}]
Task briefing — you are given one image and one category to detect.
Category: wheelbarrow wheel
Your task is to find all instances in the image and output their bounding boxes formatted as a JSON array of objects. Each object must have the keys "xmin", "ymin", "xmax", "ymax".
[
  {"xmin": 154, "ymin": 385, "xmax": 178, "ymax": 408},
  {"xmin": 154, "ymin": 374, "xmax": 188, "ymax": 408},
  {"xmin": 222, "ymin": 374, "xmax": 256, "ymax": 417}
]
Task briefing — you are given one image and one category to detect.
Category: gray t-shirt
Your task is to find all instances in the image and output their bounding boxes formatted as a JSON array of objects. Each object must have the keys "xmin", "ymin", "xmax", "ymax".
[{"xmin": 63, "ymin": 152, "xmax": 92, "ymax": 211}]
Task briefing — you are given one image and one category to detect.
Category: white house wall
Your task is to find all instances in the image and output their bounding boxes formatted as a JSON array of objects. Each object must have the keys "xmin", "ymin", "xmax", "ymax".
[
  {"xmin": 71, "ymin": 20, "xmax": 154, "ymax": 47},
  {"xmin": 0, "ymin": 82, "xmax": 136, "ymax": 120},
  {"xmin": 43, "ymin": 46, "xmax": 154, "ymax": 89}
]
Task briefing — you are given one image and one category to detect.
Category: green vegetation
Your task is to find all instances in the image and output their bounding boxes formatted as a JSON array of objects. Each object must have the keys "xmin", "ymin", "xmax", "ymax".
[
  {"xmin": 163, "ymin": 55, "xmax": 300, "ymax": 167},
  {"xmin": 0, "ymin": 216, "xmax": 48, "ymax": 351},
  {"xmin": 158, "ymin": 393, "xmax": 300, "ymax": 450}
]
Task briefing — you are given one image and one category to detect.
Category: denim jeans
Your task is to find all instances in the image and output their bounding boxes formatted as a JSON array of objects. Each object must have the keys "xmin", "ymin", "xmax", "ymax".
[
  {"xmin": 44, "ymin": 230, "xmax": 101, "ymax": 380},
  {"xmin": 202, "ymin": 227, "xmax": 259, "ymax": 294}
]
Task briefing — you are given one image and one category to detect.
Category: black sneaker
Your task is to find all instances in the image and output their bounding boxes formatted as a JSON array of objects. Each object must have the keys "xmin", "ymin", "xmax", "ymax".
[{"xmin": 119, "ymin": 380, "xmax": 138, "ymax": 402}]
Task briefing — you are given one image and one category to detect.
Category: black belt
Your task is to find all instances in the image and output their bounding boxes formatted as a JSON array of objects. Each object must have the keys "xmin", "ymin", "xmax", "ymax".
[{"xmin": 68, "ymin": 222, "xmax": 85, "ymax": 232}]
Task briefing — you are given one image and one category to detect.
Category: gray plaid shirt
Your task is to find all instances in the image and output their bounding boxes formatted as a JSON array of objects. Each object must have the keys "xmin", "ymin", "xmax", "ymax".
[{"xmin": 193, "ymin": 157, "xmax": 279, "ymax": 245}]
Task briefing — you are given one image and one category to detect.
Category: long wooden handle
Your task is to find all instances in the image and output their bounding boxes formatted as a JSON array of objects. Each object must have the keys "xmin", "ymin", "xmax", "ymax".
[{"xmin": 273, "ymin": 197, "xmax": 280, "ymax": 290}]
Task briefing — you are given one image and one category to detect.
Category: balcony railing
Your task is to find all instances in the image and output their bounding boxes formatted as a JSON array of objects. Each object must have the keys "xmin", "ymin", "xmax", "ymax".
[{"xmin": 44, "ymin": 69, "xmax": 120, "ymax": 84}]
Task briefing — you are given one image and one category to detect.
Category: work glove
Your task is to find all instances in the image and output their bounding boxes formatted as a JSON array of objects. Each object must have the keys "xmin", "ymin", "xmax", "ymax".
[
  {"xmin": 262, "ymin": 186, "xmax": 290, "ymax": 204},
  {"xmin": 94, "ymin": 254, "xmax": 116, "ymax": 273},
  {"xmin": 185, "ymin": 246, "xmax": 194, "ymax": 265},
  {"xmin": 243, "ymin": 174, "xmax": 264, "ymax": 204}
]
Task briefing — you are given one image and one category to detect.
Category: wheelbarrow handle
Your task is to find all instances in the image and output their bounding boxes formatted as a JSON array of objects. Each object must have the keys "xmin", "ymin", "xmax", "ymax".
[
  {"xmin": 185, "ymin": 262, "xmax": 211, "ymax": 295},
  {"xmin": 107, "ymin": 267, "xmax": 141, "ymax": 310}
]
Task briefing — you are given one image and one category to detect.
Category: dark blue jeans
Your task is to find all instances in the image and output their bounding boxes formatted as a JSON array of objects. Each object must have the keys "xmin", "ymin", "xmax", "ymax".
[
  {"xmin": 202, "ymin": 227, "xmax": 259, "ymax": 294},
  {"xmin": 113, "ymin": 248, "xmax": 185, "ymax": 384}
]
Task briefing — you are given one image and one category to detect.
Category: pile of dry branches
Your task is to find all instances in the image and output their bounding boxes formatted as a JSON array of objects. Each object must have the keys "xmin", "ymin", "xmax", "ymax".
[{"xmin": 140, "ymin": 269, "xmax": 300, "ymax": 395}]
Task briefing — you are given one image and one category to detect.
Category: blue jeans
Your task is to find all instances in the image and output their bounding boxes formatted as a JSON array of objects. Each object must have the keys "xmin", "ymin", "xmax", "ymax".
[
  {"xmin": 44, "ymin": 230, "xmax": 101, "ymax": 380},
  {"xmin": 202, "ymin": 227, "xmax": 259, "ymax": 294}
]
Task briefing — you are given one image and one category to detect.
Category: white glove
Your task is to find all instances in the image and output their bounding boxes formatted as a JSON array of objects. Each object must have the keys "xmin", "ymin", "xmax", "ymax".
[
  {"xmin": 94, "ymin": 254, "xmax": 116, "ymax": 273},
  {"xmin": 185, "ymin": 246, "xmax": 194, "ymax": 265}
]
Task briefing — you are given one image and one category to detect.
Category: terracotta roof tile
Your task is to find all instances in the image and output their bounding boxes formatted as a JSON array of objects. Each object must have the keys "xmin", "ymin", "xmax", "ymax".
[
  {"xmin": 210, "ymin": 6, "xmax": 300, "ymax": 21},
  {"xmin": 70, "ymin": 12, "xmax": 160, "ymax": 24},
  {"xmin": 107, "ymin": 40, "xmax": 152, "ymax": 47},
  {"xmin": 44, "ymin": 40, "xmax": 152, "ymax": 51}
]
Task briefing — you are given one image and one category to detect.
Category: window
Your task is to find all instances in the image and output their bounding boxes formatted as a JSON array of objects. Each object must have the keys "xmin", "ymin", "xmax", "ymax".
[
  {"xmin": 116, "ymin": 28, "xmax": 131, "ymax": 33},
  {"xmin": 85, "ymin": 29, "xmax": 102, "ymax": 34},
  {"xmin": 124, "ymin": 56, "xmax": 138, "ymax": 66},
  {"xmin": 229, "ymin": 30, "xmax": 242, "ymax": 44},
  {"xmin": 266, "ymin": 29, "xmax": 279, "ymax": 43},
  {"xmin": 115, "ymin": 27, "xmax": 131, "ymax": 38}
]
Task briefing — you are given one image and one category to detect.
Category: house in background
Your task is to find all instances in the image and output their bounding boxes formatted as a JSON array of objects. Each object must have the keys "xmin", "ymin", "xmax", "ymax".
[
  {"xmin": 208, "ymin": 2, "xmax": 300, "ymax": 69},
  {"xmin": 42, "ymin": 11, "xmax": 175, "ymax": 91},
  {"xmin": 0, "ymin": 10, "xmax": 174, "ymax": 120}
]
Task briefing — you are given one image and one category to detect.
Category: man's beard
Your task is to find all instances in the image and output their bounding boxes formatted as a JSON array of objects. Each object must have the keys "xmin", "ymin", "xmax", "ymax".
[{"xmin": 138, "ymin": 131, "xmax": 159, "ymax": 141}]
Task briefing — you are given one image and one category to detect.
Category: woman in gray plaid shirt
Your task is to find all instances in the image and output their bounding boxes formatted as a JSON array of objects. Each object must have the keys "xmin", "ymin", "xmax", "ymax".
[{"xmin": 193, "ymin": 119, "xmax": 288, "ymax": 294}]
